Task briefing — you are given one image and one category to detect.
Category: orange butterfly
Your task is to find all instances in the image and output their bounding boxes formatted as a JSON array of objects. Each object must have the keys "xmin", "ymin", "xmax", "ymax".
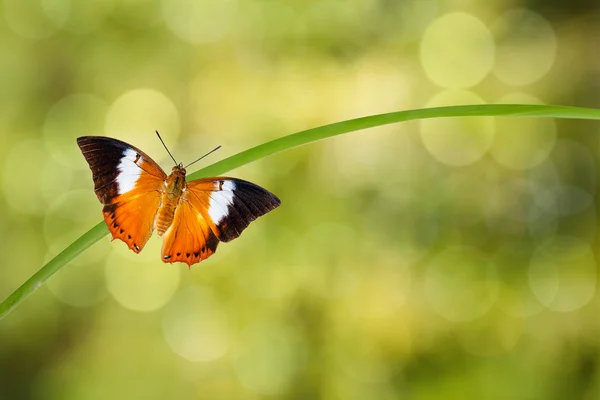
[{"xmin": 77, "ymin": 134, "xmax": 280, "ymax": 267}]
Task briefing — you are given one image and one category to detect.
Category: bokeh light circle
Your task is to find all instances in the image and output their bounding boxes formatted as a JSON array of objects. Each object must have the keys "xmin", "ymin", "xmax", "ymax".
[
  {"xmin": 484, "ymin": 175, "xmax": 560, "ymax": 243},
  {"xmin": 491, "ymin": 93, "xmax": 556, "ymax": 170},
  {"xmin": 3, "ymin": 139, "xmax": 72, "ymax": 216},
  {"xmin": 530, "ymin": 140, "xmax": 596, "ymax": 218},
  {"xmin": 162, "ymin": 285, "xmax": 229, "ymax": 362},
  {"xmin": 233, "ymin": 320, "xmax": 300, "ymax": 396},
  {"xmin": 105, "ymin": 241, "xmax": 180, "ymax": 312},
  {"xmin": 333, "ymin": 335, "xmax": 391, "ymax": 384},
  {"xmin": 494, "ymin": 243, "xmax": 544, "ymax": 317},
  {"xmin": 454, "ymin": 308, "xmax": 523, "ymax": 357},
  {"xmin": 43, "ymin": 189, "xmax": 101, "ymax": 249},
  {"xmin": 534, "ymin": 185, "xmax": 593, "ymax": 217},
  {"xmin": 232, "ymin": 226, "xmax": 300, "ymax": 300},
  {"xmin": 425, "ymin": 246, "xmax": 498, "ymax": 322},
  {"xmin": 420, "ymin": 12, "xmax": 495, "ymax": 89},
  {"xmin": 420, "ymin": 90, "xmax": 495, "ymax": 166},
  {"xmin": 3, "ymin": 0, "xmax": 64, "ymax": 39},
  {"xmin": 529, "ymin": 236, "xmax": 596, "ymax": 312},
  {"xmin": 46, "ymin": 240, "xmax": 109, "ymax": 308},
  {"xmin": 105, "ymin": 89, "xmax": 180, "ymax": 162},
  {"xmin": 330, "ymin": 376, "xmax": 397, "ymax": 400},
  {"xmin": 492, "ymin": 9, "xmax": 557, "ymax": 86},
  {"xmin": 161, "ymin": 0, "xmax": 237, "ymax": 45},
  {"xmin": 43, "ymin": 93, "xmax": 108, "ymax": 170},
  {"xmin": 56, "ymin": 0, "xmax": 115, "ymax": 34},
  {"xmin": 40, "ymin": 0, "xmax": 70, "ymax": 30},
  {"xmin": 443, "ymin": 172, "xmax": 493, "ymax": 227},
  {"xmin": 295, "ymin": 223, "xmax": 361, "ymax": 298},
  {"xmin": 550, "ymin": 139, "xmax": 596, "ymax": 194},
  {"xmin": 329, "ymin": 305, "xmax": 410, "ymax": 386},
  {"xmin": 352, "ymin": 260, "xmax": 412, "ymax": 318},
  {"xmin": 2, "ymin": 223, "xmax": 47, "ymax": 290},
  {"xmin": 322, "ymin": 125, "xmax": 417, "ymax": 195}
]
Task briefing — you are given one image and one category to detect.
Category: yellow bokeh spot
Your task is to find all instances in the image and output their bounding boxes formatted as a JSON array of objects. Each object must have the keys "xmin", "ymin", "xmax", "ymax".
[
  {"xmin": 161, "ymin": 0, "xmax": 236, "ymax": 44},
  {"xmin": 454, "ymin": 307, "xmax": 524, "ymax": 357},
  {"xmin": 105, "ymin": 239, "xmax": 180, "ymax": 312},
  {"xmin": 43, "ymin": 190, "xmax": 100, "ymax": 248},
  {"xmin": 162, "ymin": 286, "xmax": 228, "ymax": 362},
  {"xmin": 420, "ymin": 12, "xmax": 495, "ymax": 89},
  {"xmin": 55, "ymin": 0, "xmax": 115, "ymax": 34},
  {"xmin": 3, "ymin": 0, "xmax": 64, "ymax": 39},
  {"xmin": 494, "ymin": 243, "xmax": 544, "ymax": 318},
  {"xmin": 46, "ymin": 239, "xmax": 109, "ymax": 308},
  {"xmin": 420, "ymin": 90, "xmax": 495, "ymax": 166},
  {"xmin": 491, "ymin": 93, "xmax": 556, "ymax": 170},
  {"xmin": 3, "ymin": 139, "xmax": 70, "ymax": 216},
  {"xmin": 233, "ymin": 320, "xmax": 299, "ymax": 395},
  {"xmin": 43, "ymin": 93, "xmax": 108, "ymax": 170},
  {"xmin": 425, "ymin": 246, "xmax": 498, "ymax": 322},
  {"xmin": 529, "ymin": 236, "xmax": 596, "ymax": 312},
  {"xmin": 492, "ymin": 9, "xmax": 556, "ymax": 86},
  {"xmin": 105, "ymin": 89, "xmax": 180, "ymax": 163},
  {"xmin": 231, "ymin": 226, "xmax": 300, "ymax": 300}
]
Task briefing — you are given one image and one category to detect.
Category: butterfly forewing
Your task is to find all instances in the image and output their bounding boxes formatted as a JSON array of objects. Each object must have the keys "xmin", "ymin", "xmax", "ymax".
[
  {"xmin": 77, "ymin": 136, "xmax": 166, "ymax": 253},
  {"xmin": 185, "ymin": 178, "xmax": 281, "ymax": 242},
  {"xmin": 77, "ymin": 136, "xmax": 167, "ymax": 203}
]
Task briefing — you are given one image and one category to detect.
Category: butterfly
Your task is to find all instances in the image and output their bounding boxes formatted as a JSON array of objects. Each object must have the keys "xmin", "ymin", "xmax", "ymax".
[{"xmin": 77, "ymin": 134, "xmax": 280, "ymax": 267}]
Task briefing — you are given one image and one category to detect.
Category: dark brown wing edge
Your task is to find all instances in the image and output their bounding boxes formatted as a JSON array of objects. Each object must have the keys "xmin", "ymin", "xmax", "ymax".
[
  {"xmin": 208, "ymin": 178, "xmax": 281, "ymax": 243},
  {"xmin": 76, "ymin": 136, "xmax": 165, "ymax": 204}
]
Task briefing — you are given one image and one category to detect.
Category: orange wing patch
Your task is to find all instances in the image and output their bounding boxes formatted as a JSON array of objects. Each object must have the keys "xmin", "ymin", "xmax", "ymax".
[
  {"xmin": 103, "ymin": 193, "xmax": 161, "ymax": 253},
  {"xmin": 161, "ymin": 198, "xmax": 219, "ymax": 266}
]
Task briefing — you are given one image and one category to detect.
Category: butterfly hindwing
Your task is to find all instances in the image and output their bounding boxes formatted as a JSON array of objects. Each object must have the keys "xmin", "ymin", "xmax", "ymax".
[
  {"xmin": 77, "ymin": 136, "xmax": 167, "ymax": 253},
  {"xmin": 160, "ymin": 199, "xmax": 220, "ymax": 266},
  {"xmin": 102, "ymin": 193, "xmax": 162, "ymax": 253},
  {"xmin": 161, "ymin": 178, "xmax": 280, "ymax": 266}
]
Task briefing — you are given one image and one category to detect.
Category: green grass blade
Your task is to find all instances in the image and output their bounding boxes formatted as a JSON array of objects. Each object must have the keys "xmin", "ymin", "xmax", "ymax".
[
  {"xmin": 2, "ymin": 103, "xmax": 600, "ymax": 321},
  {"xmin": 189, "ymin": 104, "xmax": 600, "ymax": 179}
]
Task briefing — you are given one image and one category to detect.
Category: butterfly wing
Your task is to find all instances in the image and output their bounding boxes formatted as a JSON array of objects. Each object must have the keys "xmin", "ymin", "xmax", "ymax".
[
  {"xmin": 77, "ymin": 136, "xmax": 167, "ymax": 253},
  {"xmin": 160, "ymin": 199, "xmax": 221, "ymax": 266},
  {"xmin": 161, "ymin": 178, "xmax": 281, "ymax": 266}
]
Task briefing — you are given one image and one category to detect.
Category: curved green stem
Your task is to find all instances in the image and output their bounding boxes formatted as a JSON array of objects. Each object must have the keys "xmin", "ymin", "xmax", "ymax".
[{"xmin": 2, "ymin": 103, "xmax": 600, "ymax": 321}]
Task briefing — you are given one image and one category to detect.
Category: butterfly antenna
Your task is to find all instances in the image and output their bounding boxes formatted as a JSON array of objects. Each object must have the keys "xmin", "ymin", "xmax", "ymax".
[
  {"xmin": 184, "ymin": 145, "xmax": 222, "ymax": 169},
  {"xmin": 155, "ymin": 130, "xmax": 177, "ymax": 165}
]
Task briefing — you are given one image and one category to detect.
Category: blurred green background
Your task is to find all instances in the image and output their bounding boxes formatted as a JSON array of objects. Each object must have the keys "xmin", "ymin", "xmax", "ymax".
[{"xmin": 1, "ymin": 0, "xmax": 599, "ymax": 399}]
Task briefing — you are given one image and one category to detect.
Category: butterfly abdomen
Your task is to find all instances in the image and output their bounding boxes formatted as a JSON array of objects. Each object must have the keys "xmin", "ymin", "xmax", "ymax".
[
  {"xmin": 156, "ymin": 168, "xmax": 187, "ymax": 236},
  {"xmin": 156, "ymin": 205, "xmax": 176, "ymax": 236}
]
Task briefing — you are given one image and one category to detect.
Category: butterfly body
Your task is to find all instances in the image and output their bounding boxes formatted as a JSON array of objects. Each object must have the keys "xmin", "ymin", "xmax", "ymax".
[
  {"xmin": 77, "ymin": 136, "xmax": 280, "ymax": 266},
  {"xmin": 156, "ymin": 165, "xmax": 187, "ymax": 236}
]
